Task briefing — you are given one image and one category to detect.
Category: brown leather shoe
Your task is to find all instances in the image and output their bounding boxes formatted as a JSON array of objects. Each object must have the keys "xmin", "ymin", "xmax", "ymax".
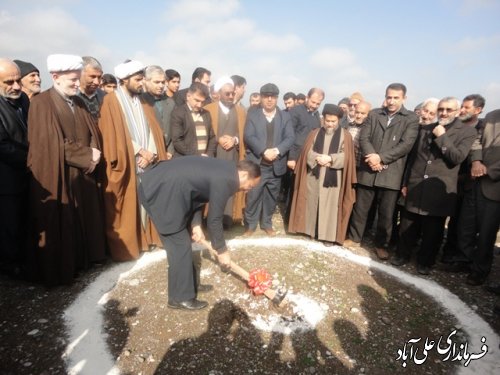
[
  {"xmin": 375, "ymin": 247, "xmax": 390, "ymax": 260},
  {"xmin": 264, "ymin": 228, "xmax": 276, "ymax": 237},
  {"xmin": 242, "ymin": 229, "xmax": 255, "ymax": 237},
  {"xmin": 343, "ymin": 239, "xmax": 360, "ymax": 248}
]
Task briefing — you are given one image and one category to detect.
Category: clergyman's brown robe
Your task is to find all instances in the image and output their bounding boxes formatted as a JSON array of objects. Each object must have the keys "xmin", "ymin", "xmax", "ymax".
[
  {"xmin": 98, "ymin": 91, "xmax": 167, "ymax": 261},
  {"xmin": 27, "ymin": 88, "xmax": 106, "ymax": 286},
  {"xmin": 204, "ymin": 101, "xmax": 246, "ymax": 221},
  {"xmin": 288, "ymin": 127, "xmax": 356, "ymax": 244}
]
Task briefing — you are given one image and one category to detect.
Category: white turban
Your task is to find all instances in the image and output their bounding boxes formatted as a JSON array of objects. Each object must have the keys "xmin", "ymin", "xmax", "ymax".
[
  {"xmin": 114, "ymin": 60, "xmax": 145, "ymax": 79},
  {"xmin": 214, "ymin": 76, "xmax": 234, "ymax": 92},
  {"xmin": 47, "ymin": 54, "xmax": 83, "ymax": 72}
]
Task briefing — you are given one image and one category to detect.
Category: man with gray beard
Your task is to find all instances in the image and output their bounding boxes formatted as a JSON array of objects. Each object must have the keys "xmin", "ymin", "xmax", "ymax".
[
  {"xmin": 13, "ymin": 59, "xmax": 41, "ymax": 101},
  {"xmin": 391, "ymin": 97, "xmax": 477, "ymax": 275},
  {"xmin": 0, "ymin": 58, "xmax": 29, "ymax": 276}
]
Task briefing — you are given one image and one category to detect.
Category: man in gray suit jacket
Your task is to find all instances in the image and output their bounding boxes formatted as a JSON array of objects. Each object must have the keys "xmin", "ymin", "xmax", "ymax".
[
  {"xmin": 345, "ymin": 83, "xmax": 419, "ymax": 259},
  {"xmin": 243, "ymin": 83, "xmax": 295, "ymax": 236},
  {"xmin": 142, "ymin": 65, "xmax": 175, "ymax": 157},
  {"xmin": 138, "ymin": 156, "xmax": 261, "ymax": 310}
]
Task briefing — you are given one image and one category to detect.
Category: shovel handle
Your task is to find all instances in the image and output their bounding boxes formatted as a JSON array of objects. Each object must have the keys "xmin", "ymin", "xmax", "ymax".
[{"xmin": 199, "ymin": 239, "xmax": 280, "ymax": 302}]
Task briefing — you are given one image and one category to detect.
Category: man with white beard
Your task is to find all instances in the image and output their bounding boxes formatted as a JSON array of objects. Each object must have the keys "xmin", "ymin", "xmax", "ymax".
[
  {"xmin": 418, "ymin": 98, "xmax": 439, "ymax": 125},
  {"xmin": 391, "ymin": 97, "xmax": 477, "ymax": 275},
  {"xmin": 27, "ymin": 54, "xmax": 107, "ymax": 285}
]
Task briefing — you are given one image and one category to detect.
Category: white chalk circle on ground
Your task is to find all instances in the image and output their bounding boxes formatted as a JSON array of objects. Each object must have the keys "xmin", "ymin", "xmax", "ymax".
[{"xmin": 63, "ymin": 237, "xmax": 500, "ymax": 375}]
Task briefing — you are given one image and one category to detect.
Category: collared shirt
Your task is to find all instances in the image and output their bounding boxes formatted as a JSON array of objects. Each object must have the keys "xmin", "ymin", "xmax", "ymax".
[
  {"xmin": 386, "ymin": 108, "xmax": 401, "ymax": 127},
  {"xmin": 263, "ymin": 108, "xmax": 276, "ymax": 122},
  {"xmin": 187, "ymin": 104, "xmax": 203, "ymax": 122}
]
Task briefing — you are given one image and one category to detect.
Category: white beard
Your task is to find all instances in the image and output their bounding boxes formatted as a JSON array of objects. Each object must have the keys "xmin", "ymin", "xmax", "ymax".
[{"xmin": 438, "ymin": 117, "xmax": 454, "ymax": 126}]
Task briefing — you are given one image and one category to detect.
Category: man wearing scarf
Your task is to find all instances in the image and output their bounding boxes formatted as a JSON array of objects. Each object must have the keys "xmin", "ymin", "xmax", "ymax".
[
  {"xmin": 288, "ymin": 104, "xmax": 356, "ymax": 246},
  {"xmin": 98, "ymin": 60, "xmax": 167, "ymax": 261},
  {"xmin": 27, "ymin": 54, "xmax": 106, "ymax": 285}
]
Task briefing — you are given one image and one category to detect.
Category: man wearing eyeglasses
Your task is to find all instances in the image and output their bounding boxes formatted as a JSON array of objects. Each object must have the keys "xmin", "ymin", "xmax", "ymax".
[
  {"xmin": 204, "ymin": 76, "xmax": 247, "ymax": 228},
  {"xmin": 391, "ymin": 97, "xmax": 477, "ymax": 275}
]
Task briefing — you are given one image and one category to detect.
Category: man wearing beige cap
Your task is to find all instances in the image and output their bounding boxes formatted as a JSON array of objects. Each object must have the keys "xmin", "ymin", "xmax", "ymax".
[
  {"xmin": 27, "ymin": 54, "xmax": 106, "ymax": 285},
  {"xmin": 98, "ymin": 59, "xmax": 167, "ymax": 261}
]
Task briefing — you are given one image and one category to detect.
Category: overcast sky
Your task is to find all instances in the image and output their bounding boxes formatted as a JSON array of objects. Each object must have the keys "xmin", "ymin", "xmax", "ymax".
[{"xmin": 2, "ymin": 0, "xmax": 499, "ymax": 113}]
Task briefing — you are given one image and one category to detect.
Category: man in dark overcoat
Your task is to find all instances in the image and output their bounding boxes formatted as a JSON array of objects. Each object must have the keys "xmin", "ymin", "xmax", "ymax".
[
  {"xmin": 391, "ymin": 97, "xmax": 477, "ymax": 274},
  {"xmin": 0, "ymin": 58, "xmax": 29, "ymax": 276},
  {"xmin": 346, "ymin": 83, "xmax": 419, "ymax": 259},
  {"xmin": 456, "ymin": 108, "xmax": 500, "ymax": 285}
]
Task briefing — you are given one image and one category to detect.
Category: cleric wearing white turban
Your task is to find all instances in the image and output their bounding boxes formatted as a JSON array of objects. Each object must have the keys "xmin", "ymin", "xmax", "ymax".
[
  {"xmin": 213, "ymin": 76, "xmax": 234, "ymax": 92},
  {"xmin": 46, "ymin": 54, "xmax": 83, "ymax": 73},
  {"xmin": 114, "ymin": 60, "xmax": 145, "ymax": 80}
]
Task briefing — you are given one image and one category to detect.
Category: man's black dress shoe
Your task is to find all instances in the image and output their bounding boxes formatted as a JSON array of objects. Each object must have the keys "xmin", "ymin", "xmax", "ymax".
[
  {"xmin": 168, "ymin": 298, "xmax": 208, "ymax": 310},
  {"xmin": 390, "ymin": 256, "xmax": 409, "ymax": 267},
  {"xmin": 466, "ymin": 272, "xmax": 486, "ymax": 286},
  {"xmin": 484, "ymin": 282, "xmax": 500, "ymax": 295},
  {"xmin": 416, "ymin": 264, "xmax": 431, "ymax": 275},
  {"xmin": 441, "ymin": 262, "xmax": 470, "ymax": 273},
  {"xmin": 196, "ymin": 284, "xmax": 214, "ymax": 293}
]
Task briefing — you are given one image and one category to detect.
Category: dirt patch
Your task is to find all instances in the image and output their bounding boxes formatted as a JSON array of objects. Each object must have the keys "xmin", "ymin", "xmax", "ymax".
[
  {"xmin": 103, "ymin": 242, "xmax": 466, "ymax": 375},
  {"xmin": 0, "ymin": 216, "xmax": 499, "ymax": 374}
]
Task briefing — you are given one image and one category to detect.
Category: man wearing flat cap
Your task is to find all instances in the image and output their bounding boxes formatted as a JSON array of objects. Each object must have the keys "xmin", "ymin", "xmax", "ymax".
[
  {"xmin": 13, "ymin": 59, "xmax": 41, "ymax": 101},
  {"xmin": 27, "ymin": 54, "xmax": 107, "ymax": 285},
  {"xmin": 204, "ymin": 76, "xmax": 247, "ymax": 227},
  {"xmin": 243, "ymin": 83, "xmax": 295, "ymax": 237},
  {"xmin": 98, "ymin": 59, "xmax": 167, "ymax": 261}
]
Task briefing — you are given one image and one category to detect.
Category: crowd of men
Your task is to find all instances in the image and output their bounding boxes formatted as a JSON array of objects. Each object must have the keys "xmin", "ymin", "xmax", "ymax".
[{"xmin": 0, "ymin": 55, "xmax": 499, "ymax": 311}]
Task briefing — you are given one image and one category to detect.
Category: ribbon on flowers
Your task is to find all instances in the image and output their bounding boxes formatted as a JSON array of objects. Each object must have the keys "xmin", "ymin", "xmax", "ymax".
[{"xmin": 247, "ymin": 268, "xmax": 273, "ymax": 295}]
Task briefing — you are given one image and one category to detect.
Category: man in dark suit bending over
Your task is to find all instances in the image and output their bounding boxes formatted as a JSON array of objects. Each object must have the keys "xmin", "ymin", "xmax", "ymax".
[{"xmin": 138, "ymin": 156, "xmax": 261, "ymax": 310}]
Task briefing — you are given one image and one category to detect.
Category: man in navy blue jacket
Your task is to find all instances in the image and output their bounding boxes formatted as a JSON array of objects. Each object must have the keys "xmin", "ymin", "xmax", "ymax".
[
  {"xmin": 138, "ymin": 156, "xmax": 260, "ymax": 310},
  {"xmin": 243, "ymin": 83, "xmax": 295, "ymax": 236}
]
